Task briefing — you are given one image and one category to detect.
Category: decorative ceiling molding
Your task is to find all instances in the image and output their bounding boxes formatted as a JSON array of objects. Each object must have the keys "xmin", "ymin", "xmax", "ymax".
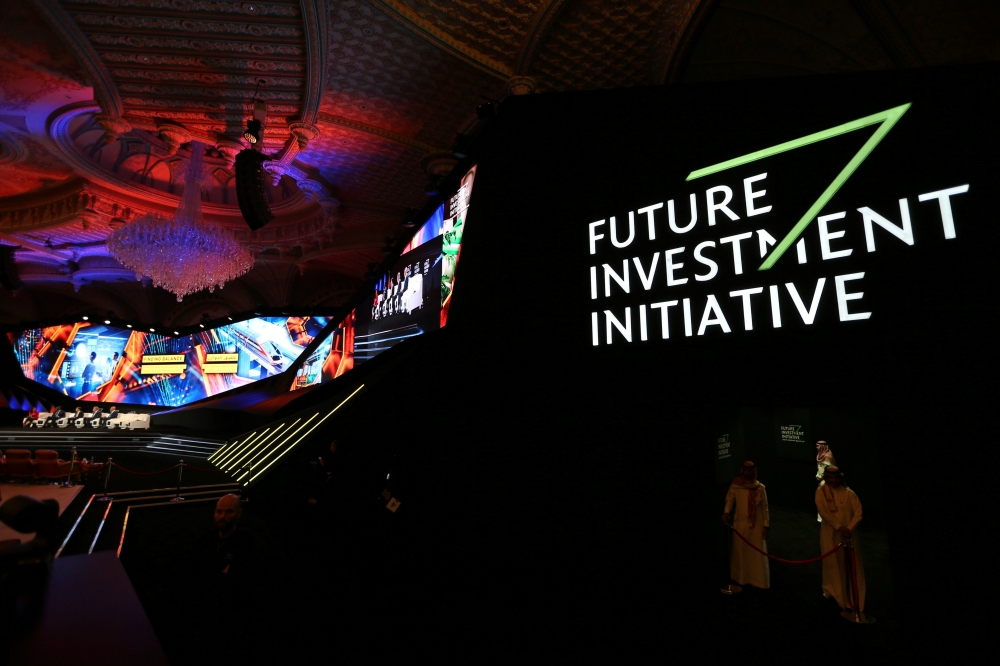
[
  {"xmin": 366, "ymin": 0, "xmax": 512, "ymax": 80},
  {"xmin": 656, "ymin": 0, "xmax": 718, "ymax": 84},
  {"xmin": 298, "ymin": 0, "xmax": 329, "ymax": 124},
  {"xmin": 514, "ymin": 0, "xmax": 572, "ymax": 75},
  {"xmin": 48, "ymin": 105, "xmax": 308, "ymax": 218},
  {"xmin": 27, "ymin": 0, "xmax": 124, "ymax": 119},
  {"xmin": 850, "ymin": 0, "xmax": 924, "ymax": 69},
  {"xmin": 316, "ymin": 112, "xmax": 441, "ymax": 153}
]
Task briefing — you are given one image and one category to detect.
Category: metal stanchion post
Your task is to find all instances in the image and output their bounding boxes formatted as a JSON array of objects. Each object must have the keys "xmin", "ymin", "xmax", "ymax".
[
  {"xmin": 720, "ymin": 524, "xmax": 742, "ymax": 595},
  {"xmin": 172, "ymin": 459, "xmax": 185, "ymax": 501},
  {"xmin": 99, "ymin": 457, "xmax": 113, "ymax": 501},
  {"xmin": 65, "ymin": 446, "xmax": 77, "ymax": 487},
  {"xmin": 840, "ymin": 535, "xmax": 874, "ymax": 624}
]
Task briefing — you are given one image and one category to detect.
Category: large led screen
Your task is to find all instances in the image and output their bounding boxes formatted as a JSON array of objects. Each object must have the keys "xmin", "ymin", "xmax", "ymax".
[
  {"xmin": 11, "ymin": 316, "xmax": 328, "ymax": 406},
  {"xmin": 290, "ymin": 166, "xmax": 476, "ymax": 391}
]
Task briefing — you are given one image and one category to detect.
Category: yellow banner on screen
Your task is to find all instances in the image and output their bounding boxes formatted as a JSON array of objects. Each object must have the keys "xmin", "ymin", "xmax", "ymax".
[
  {"xmin": 203, "ymin": 363, "xmax": 238, "ymax": 374},
  {"xmin": 206, "ymin": 353, "xmax": 239, "ymax": 362},
  {"xmin": 141, "ymin": 354, "xmax": 185, "ymax": 363},
  {"xmin": 140, "ymin": 364, "xmax": 186, "ymax": 375}
]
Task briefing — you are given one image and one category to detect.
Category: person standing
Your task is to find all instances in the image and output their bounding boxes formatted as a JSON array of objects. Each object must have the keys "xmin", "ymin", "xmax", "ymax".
[
  {"xmin": 815, "ymin": 466, "xmax": 866, "ymax": 612},
  {"xmin": 721, "ymin": 461, "xmax": 770, "ymax": 589},
  {"xmin": 81, "ymin": 352, "xmax": 97, "ymax": 395},
  {"xmin": 815, "ymin": 441, "xmax": 836, "ymax": 521}
]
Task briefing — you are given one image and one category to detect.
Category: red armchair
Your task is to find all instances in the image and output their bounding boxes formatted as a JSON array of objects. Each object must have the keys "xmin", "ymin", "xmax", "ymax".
[
  {"xmin": 35, "ymin": 450, "xmax": 79, "ymax": 481},
  {"xmin": 6, "ymin": 450, "xmax": 36, "ymax": 479},
  {"xmin": 0, "ymin": 454, "xmax": 7, "ymax": 477}
]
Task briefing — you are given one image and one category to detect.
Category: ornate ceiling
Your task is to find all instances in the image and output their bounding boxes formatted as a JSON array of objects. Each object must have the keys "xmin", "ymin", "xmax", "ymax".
[{"xmin": 1, "ymin": 0, "xmax": 998, "ymax": 327}]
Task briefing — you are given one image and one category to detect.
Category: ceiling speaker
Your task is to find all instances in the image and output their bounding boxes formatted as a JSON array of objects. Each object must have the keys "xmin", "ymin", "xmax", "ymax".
[
  {"xmin": 235, "ymin": 148, "xmax": 274, "ymax": 231},
  {"xmin": 0, "ymin": 245, "xmax": 21, "ymax": 291}
]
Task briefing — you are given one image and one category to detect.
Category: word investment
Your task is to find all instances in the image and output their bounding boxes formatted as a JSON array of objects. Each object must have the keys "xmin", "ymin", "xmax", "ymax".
[{"xmin": 587, "ymin": 174, "xmax": 968, "ymax": 345}]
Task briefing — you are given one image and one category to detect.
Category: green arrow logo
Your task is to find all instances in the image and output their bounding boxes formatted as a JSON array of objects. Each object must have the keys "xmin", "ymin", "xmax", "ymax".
[{"xmin": 686, "ymin": 103, "xmax": 911, "ymax": 270}]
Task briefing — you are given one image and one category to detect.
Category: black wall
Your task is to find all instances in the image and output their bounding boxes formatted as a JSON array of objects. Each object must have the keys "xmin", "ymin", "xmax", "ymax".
[{"xmin": 435, "ymin": 63, "xmax": 998, "ymax": 656}]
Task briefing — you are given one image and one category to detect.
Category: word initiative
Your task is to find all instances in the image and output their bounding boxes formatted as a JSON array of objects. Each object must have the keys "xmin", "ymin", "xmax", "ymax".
[{"xmin": 587, "ymin": 174, "xmax": 968, "ymax": 345}]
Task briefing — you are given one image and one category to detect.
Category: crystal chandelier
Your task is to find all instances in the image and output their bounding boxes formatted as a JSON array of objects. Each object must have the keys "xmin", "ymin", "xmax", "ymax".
[{"xmin": 108, "ymin": 141, "xmax": 254, "ymax": 302}]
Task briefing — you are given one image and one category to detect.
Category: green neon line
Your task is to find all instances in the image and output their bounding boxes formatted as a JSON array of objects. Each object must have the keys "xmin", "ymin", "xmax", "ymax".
[{"xmin": 685, "ymin": 103, "xmax": 910, "ymax": 270}]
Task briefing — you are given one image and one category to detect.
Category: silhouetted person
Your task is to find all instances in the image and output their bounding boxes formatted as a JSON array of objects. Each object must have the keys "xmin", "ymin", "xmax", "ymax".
[
  {"xmin": 81, "ymin": 352, "xmax": 97, "ymax": 394},
  {"xmin": 208, "ymin": 494, "xmax": 255, "ymax": 584}
]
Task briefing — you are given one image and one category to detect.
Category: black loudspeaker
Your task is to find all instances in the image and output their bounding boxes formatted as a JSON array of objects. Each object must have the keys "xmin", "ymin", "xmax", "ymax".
[
  {"xmin": 0, "ymin": 245, "xmax": 21, "ymax": 290},
  {"xmin": 235, "ymin": 148, "xmax": 275, "ymax": 231}
]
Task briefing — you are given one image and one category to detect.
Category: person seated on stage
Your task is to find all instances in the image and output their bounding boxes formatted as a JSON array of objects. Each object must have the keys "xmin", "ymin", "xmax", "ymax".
[
  {"xmin": 22, "ymin": 408, "xmax": 39, "ymax": 427},
  {"xmin": 103, "ymin": 405, "xmax": 120, "ymax": 425},
  {"xmin": 85, "ymin": 406, "xmax": 102, "ymax": 426},
  {"xmin": 71, "ymin": 406, "xmax": 84, "ymax": 424}
]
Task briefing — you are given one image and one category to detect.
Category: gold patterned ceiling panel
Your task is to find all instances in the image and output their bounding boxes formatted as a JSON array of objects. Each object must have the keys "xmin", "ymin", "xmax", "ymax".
[
  {"xmin": 528, "ymin": 0, "xmax": 674, "ymax": 90},
  {"xmin": 308, "ymin": 125, "xmax": 430, "ymax": 212},
  {"xmin": 324, "ymin": 0, "xmax": 505, "ymax": 146}
]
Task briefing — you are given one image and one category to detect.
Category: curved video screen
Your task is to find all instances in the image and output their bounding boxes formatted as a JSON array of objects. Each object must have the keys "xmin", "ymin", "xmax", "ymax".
[
  {"xmin": 10, "ymin": 316, "xmax": 328, "ymax": 406},
  {"xmin": 291, "ymin": 165, "xmax": 476, "ymax": 391}
]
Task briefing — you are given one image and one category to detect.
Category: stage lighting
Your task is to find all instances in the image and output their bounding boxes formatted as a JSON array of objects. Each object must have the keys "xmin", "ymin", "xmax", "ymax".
[
  {"xmin": 104, "ymin": 319, "xmax": 111, "ymax": 324},
  {"xmin": 476, "ymin": 101, "xmax": 497, "ymax": 119},
  {"xmin": 81, "ymin": 315, "xmax": 89, "ymax": 321},
  {"xmin": 227, "ymin": 316, "xmax": 233, "ymax": 321},
  {"xmin": 173, "ymin": 331, "xmax": 179, "ymax": 335},
  {"xmin": 199, "ymin": 324, "xmax": 205, "ymax": 328},
  {"xmin": 127, "ymin": 324, "xmax": 133, "ymax": 328},
  {"xmin": 243, "ymin": 119, "xmax": 262, "ymax": 144},
  {"xmin": 149, "ymin": 328, "xmax": 155, "ymax": 332},
  {"xmin": 401, "ymin": 207, "xmax": 417, "ymax": 228}
]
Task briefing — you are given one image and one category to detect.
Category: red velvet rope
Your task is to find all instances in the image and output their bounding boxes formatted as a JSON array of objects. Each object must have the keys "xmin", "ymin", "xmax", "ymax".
[
  {"xmin": 728, "ymin": 525, "xmax": 843, "ymax": 564},
  {"xmin": 112, "ymin": 462, "xmax": 178, "ymax": 475}
]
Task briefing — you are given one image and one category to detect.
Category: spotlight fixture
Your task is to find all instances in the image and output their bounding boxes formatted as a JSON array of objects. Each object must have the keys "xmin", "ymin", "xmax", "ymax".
[
  {"xmin": 104, "ymin": 319, "xmax": 111, "ymax": 324},
  {"xmin": 149, "ymin": 327, "xmax": 155, "ymax": 332},
  {"xmin": 127, "ymin": 324, "xmax": 133, "ymax": 329},
  {"xmin": 174, "ymin": 331, "xmax": 179, "ymax": 335},
  {"xmin": 199, "ymin": 324, "xmax": 205, "ymax": 328},
  {"xmin": 243, "ymin": 80, "xmax": 267, "ymax": 147},
  {"xmin": 227, "ymin": 316, "xmax": 233, "ymax": 321},
  {"xmin": 81, "ymin": 315, "xmax": 89, "ymax": 321},
  {"xmin": 401, "ymin": 207, "xmax": 417, "ymax": 228},
  {"xmin": 243, "ymin": 119, "xmax": 262, "ymax": 145}
]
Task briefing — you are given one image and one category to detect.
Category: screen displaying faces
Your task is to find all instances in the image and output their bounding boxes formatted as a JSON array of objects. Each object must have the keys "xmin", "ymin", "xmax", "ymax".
[
  {"xmin": 290, "ymin": 165, "xmax": 476, "ymax": 391},
  {"xmin": 11, "ymin": 316, "xmax": 328, "ymax": 406}
]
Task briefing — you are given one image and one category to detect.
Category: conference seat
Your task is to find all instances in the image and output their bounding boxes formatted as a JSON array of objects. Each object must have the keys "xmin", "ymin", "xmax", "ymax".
[
  {"xmin": 74, "ymin": 416, "xmax": 89, "ymax": 428},
  {"xmin": 56, "ymin": 415, "xmax": 74, "ymax": 428},
  {"xmin": 128, "ymin": 414, "xmax": 151, "ymax": 430},
  {"xmin": 33, "ymin": 412, "xmax": 52, "ymax": 428},
  {"xmin": 36, "ymin": 450, "xmax": 79, "ymax": 481},
  {"xmin": 6, "ymin": 450, "xmax": 37, "ymax": 480}
]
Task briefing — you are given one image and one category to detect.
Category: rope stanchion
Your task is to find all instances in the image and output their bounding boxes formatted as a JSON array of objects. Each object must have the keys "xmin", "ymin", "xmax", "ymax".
[
  {"xmin": 172, "ymin": 460, "xmax": 185, "ymax": 501},
  {"xmin": 99, "ymin": 457, "xmax": 113, "ymax": 501},
  {"xmin": 840, "ymin": 537, "xmax": 873, "ymax": 624},
  {"xmin": 727, "ymin": 524, "xmax": 843, "ymax": 564},
  {"xmin": 111, "ymin": 462, "xmax": 180, "ymax": 476}
]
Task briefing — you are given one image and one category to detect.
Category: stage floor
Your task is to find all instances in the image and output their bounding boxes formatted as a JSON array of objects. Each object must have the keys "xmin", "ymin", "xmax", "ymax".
[{"xmin": 0, "ymin": 482, "xmax": 83, "ymax": 544}]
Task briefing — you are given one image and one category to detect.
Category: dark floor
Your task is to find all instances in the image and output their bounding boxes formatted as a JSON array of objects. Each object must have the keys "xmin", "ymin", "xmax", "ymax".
[{"xmin": 703, "ymin": 505, "xmax": 899, "ymax": 660}]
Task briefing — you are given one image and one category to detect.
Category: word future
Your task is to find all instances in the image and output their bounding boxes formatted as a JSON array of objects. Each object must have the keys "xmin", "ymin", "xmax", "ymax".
[{"xmin": 587, "ymin": 175, "xmax": 968, "ymax": 345}]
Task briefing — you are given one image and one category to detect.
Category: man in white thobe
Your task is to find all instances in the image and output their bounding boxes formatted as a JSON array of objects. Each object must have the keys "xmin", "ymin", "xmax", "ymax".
[
  {"xmin": 815, "ymin": 466, "xmax": 866, "ymax": 611},
  {"xmin": 721, "ymin": 461, "xmax": 770, "ymax": 589}
]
